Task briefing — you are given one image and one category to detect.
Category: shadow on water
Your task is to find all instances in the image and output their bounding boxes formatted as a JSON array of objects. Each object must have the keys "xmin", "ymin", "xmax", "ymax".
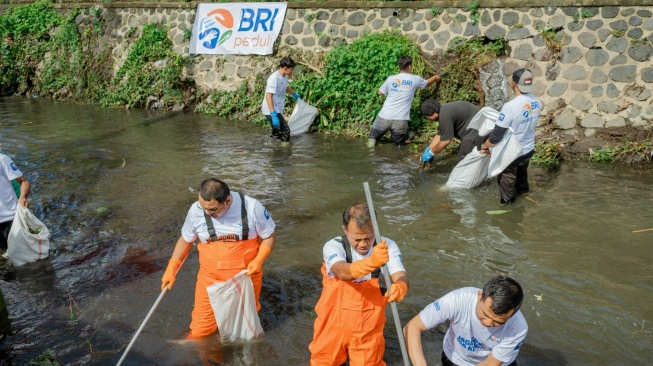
[{"xmin": 1, "ymin": 98, "xmax": 652, "ymax": 365}]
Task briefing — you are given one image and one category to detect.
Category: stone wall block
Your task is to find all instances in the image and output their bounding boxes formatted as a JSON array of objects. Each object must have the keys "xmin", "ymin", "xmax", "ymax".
[
  {"xmin": 464, "ymin": 23, "xmax": 481, "ymax": 36},
  {"xmin": 629, "ymin": 16, "xmax": 643, "ymax": 27},
  {"xmin": 366, "ymin": 13, "xmax": 376, "ymax": 22},
  {"xmin": 549, "ymin": 14, "xmax": 566, "ymax": 27},
  {"xmin": 285, "ymin": 35, "xmax": 298, "ymax": 45},
  {"xmin": 292, "ymin": 22, "xmax": 304, "ymax": 34},
  {"xmin": 416, "ymin": 22, "xmax": 426, "ymax": 31},
  {"xmin": 486, "ymin": 24, "xmax": 506, "ymax": 40},
  {"xmin": 301, "ymin": 37, "xmax": 315, "ymax": 47},
  {"xmin": 331, "ymin": 10, "xmax": 345, "ymax": 25},
  {"xmin": 429, "ymin": 20, "xmax": 441, "ymax": 31},
  {"xmin": 607, "ymin": 83, "xmax": 620, "ymax": 98},
  {"xmin": 627, "ymin": 28, "xmax": 643, "ymax": 39},
  {"xmin": 610, "ymin": 54, "xmax": 627, "ymax": 66},
  {"xmin": 590, "ymin": 68, "xmax": 608, "ymax": 84},
  {"xmin": 546, "ymin": 62, "xmax": 560, "ymax": 80},
  {"xmin": 598, "ymin": 29, "xmax": 612, "ymax": 42},
  {"xmin": 450, "ymin": 22, "xmax": 462, "ymax": 35},
  {"xmin": 627, "ymin": 43, "xmax": 653, "ymax": 62},
  {"xmin": 571, "ymin": 83, "xmax": 588, "ymax": 92},
  {"xmin": 433, "ymin": 31, "xmax": 450, "ymax": 47},
  {"xmin": 571, "ymin": 94, "xmax": 593, "ymax": 111},
  {"xmin": 562, "ymin": 7, "xmax": 578, "ymax": 17},
  {"xmin": 567, "ymin": 21, "xmax": 584, "ymax": 32},
  {"xmin": 347, "ymin": 11, "xmax": 366, "ymax": 26},
  {"xmin": 644, "ymin": 19, "xmax": 653, "ymax": 31},
  {"xmin": 586, "ymin": 19, "xmax": 604, "ymax": 30},
  {"xmin": 481, "ymin": 10, "xmax": 492, "ymax": 26},
  {"xmin": 586, "ymin": 49, "xmax": 609, "ymax": 66},
  {"xmin": 372, "ymin": 19, "xmax": 384, "ymax": 30},
  {"xmin": 502, "ymin": 11, "xmax": 520, "ymax": 26},
  {"xmin": 609, "ymin": 20, "xmax": 628, "ymax": 30},
  {"xmin": 606, "ymin": 37, "xmax": 628, "ymax": 53},
  {"xmin": 506, "ymin": 27, "xmax": 531, "ymax": 40},
  {"xmin": 602, "ymin": 7, "xmax": 620, "ymax": 19},
  {"xmin": 642, "ymin": 67, "xmax": 653, "ymax": 83},
  {"xmin": 578, "ymin": 32, "xmax": 597, "ymax": 48},
  {"xmin": 560, "ymin": 46, "xmax": 583, "ymax": 63},
  {"xmin": 513, "ymin": 44, "xmax": 533, "ymax": 60},
  {"xmin": 547, "ymin": 82, "xmax": 568, "ymax": 96},
  {"xmin": 562, "ymin": 65, "xmax": 587, "ymax": 81},
  {"xmin": 637, "ymin": 10, "xmax": 653, "ymax": 18},
  {"xmin": 580, "ymin": 114, "xmax": 605, "ymax": 128},
  {"xmin": 590, "ymin": 85, "xmax": 603, "ymax": 97},
  {"xmin": 199, "ymin": 60, "xmax": 213, "ymax": 72},
  {"xmin": 598, "ymin": 101, "xmax": 619, "ymax": 114},
  {"xmin": 553, "ymin": 108, "xmax": 578, "ymax": 129},
  {"xmin": 533, "ymin": 81, "xmax": 546, "ymax": 97},
  {"xmin": 503, "ymin": 61, "xmax": 520, "ymax": 76},
  {"xmin": 610, "ymin": 65, "xmax": 637, "ymax": 82},
  {"xmin": 605, "ymin": 116, "xmax": 626, "ymax": 127},
  {"xmin": 622, "ymin": 8, "xmax": 636, "ymax": 17}
]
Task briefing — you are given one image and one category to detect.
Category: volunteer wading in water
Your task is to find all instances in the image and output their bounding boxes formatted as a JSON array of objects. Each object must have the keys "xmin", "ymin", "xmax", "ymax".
[
  {"xmin": 309, "ymin": 203, "xmax": 409, "ymax": 366},
  {"xmin": 403, "ymin": 275, "xmax": 527, "ymax": 366},
  {"xmin": 161, "ymin": 178, "xmax": 276, "ymax": 339}
]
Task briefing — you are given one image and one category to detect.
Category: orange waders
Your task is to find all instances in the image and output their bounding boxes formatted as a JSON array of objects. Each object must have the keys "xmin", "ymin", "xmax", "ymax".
[
  {"xmin": 189, "ymin": 193, "xmax": 263, "ymax": 338},
  {"xmin": 309, "ymin": 263, "xmax": 387, "ymax": 366}
]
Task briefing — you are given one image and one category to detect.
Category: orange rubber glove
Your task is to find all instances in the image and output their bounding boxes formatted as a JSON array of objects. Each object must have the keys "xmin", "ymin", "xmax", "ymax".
[
  {"xmin": 349, "ymin": 240, "xmax": 389, "ymax": 279},
  {"xmin": 161, "ymin": 258, "xmax": 182, "ymax": 290},
  {"xmin": 246, "ymin": 245, "xmax": 272, "ymax": 276},
  {"xmin": 386, "ymin": 280, "xmax": 408, "ymax": 303}
]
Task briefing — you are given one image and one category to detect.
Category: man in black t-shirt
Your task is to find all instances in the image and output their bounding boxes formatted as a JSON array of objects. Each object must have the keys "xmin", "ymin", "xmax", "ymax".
[{"xmin": 420, "ymin": 99, "xmax": 487, "ymax": 163}]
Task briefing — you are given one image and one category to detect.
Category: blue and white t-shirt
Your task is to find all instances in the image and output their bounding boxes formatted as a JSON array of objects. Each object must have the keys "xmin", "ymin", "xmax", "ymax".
[
  {"xmin": 323, "ymin": 236, "xmax": 405, "ymax": 282},
  {"xmin": 419, "ymin": 287, "xmax": 528, "ymax": 366},
  {"xmin": 0, "ymin": 154, "xmax": 23, "ymax": 223},
  {"xmin": 496, "ymin": 94, "xmax": 541, "ymax": 155},
  {"xmin": 377, "ymin": 73, "xmax": 428, "ymax": 121},
  {"xmin": 182, "ymin": 193, "xmax": 275, "ymax": 243},
  {"xmin": 261, "ymin": 70, "xmax": 289, "ymax": 115}
]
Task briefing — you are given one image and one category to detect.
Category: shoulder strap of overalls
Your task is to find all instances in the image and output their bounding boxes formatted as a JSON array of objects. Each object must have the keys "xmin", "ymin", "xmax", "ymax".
[
  {"xmin": 202, "ymin": 193, "xmax": 249, "ymax": 242},
  {"xmin": 337, "ymin": 236, "xmax": 380, "ymax": 279}
]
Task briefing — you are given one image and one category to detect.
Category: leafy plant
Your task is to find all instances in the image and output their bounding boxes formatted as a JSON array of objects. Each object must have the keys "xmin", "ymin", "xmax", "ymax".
[
  {"xmin": 467, "ymin": 0, "xmax": 481, "ymax": 25},
  {"xmin": 183, "ymin": 28, "xmax": 193, "ymax": 43},
  {"xmin": 611, "ymin": 29, "xmax": 625, "ymax": 37},
  {"xmin": 430, "ymin": 7, "xmax": 441, "ymax": 16},
  {"xmin": 532, "ymin": 142, "xmax": 561, "ymax": 166},
  {"xmin": 590, "ymin": 141, "xmax": 653, "ymax": 163},
  {"xmin": 536, "ymin": 24, "xmax": 563, "ymax": 58}
]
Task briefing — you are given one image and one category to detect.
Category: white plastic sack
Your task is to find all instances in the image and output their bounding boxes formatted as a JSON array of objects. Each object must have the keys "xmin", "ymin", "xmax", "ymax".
[
  {"xmin": 7, "ymin": 205, "xmax": 50, "ymax": 267},
  {"xmin": 207, "ymin": 270, "xmax": 264, "ymax": 341},
  {"xmin": 288, "ymin": 99, "xmax": 318, "ymax": 136},
  {"xmin": 487, "ymin": 129, "xmax": 523, "ymax": 178},
  {"xmin": 467, "ymin": 107, "xmax": 499, "ymax": 136},
  {"xmin": 445, "ymin": 147, "xmax": 491, "ymax": 189}
]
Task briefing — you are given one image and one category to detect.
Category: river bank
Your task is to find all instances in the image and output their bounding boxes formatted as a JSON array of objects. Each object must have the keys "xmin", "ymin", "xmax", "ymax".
[{"xmin": 1, "ymin": 1, "xmax": 652, "ymax": 165}]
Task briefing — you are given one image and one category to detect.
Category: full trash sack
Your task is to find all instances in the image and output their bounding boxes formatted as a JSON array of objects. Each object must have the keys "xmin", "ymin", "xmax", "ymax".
[
  {"xmin": 207, "ymin": 270, "xmax": 264, "ymax": 341},
  {"xmin": 488, "ymin": 128, "xmax": 523, "ymax": 178},
  {"xmin": 288, "ymin": 99, "xmax": 318, "ymax": 136},
  {"xmin": 467, "ymin": 107, "xmax": 499, "ymax": 137},
  {"xmin": 446, "ymin": 147, "xmax": 491, "ymax": 189},
  {"xmin": 7, "ymin": 205, "xmax": 50, "ymax": 267}
]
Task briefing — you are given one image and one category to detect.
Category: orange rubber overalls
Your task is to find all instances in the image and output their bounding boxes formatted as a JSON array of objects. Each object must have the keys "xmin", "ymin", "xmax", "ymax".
[
  {"xmin": 189, "ymin": 193, "xmax": 263, "ymax": 338},
  {"xmin": 309, "ymin": 256, "xmax": 388, "ymax": 365}
]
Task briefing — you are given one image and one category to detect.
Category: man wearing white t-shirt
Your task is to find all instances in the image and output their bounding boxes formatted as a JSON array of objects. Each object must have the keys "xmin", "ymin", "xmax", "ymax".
[
  {"xmin": 261, "ymin": 56, "xmax": 301, "ymax": 145},
  {"xmin": 404, "ymin": 275, "xmax": 527, "ymax": 366},
  {"xmin": 161, "ymin": 178, "xmax": 276, "ymax": 341},
  {"xmin": 368, "ymin": 56, "xmax": 440, "ymax": 147},
  {"xmin": 0, "ymin": 153, "xmax": 31, "ymax": 250},
  {"xmin": 309, "ymin": 203, "xmax": 409, "ymax": 365},
  {"xmin": 481, "ymin": 68, "xmax": 541, "ymax": 204}
]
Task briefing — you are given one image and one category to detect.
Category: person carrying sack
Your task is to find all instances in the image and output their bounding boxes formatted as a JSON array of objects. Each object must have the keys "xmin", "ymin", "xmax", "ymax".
[
  {"xmin": 161, "ymin": 178, "xmax": 276, "ymax": 339},
  {"xmin": 480, "ymin": 68, "xmax": 541, "ymax": 205},
  {"xmin": 0, "ymin": 152, "xmax": 31, "ymax": 251},
  {"xmin": 309, "ymin": 203, "xmax": 409, "ymax": 366}
]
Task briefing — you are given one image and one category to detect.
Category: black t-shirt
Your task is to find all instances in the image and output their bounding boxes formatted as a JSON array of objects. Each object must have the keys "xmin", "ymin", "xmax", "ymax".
[{"xmin": 437, "ymin": 101, "xmax": 480, "ymax": 141}]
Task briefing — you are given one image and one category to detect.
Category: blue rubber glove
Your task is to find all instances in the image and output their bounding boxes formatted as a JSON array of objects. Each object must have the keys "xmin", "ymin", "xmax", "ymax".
[
  {"xmin": 421, "ymin": 146, "xmax": 434, "ymax": 162},
  {"xmin": 292, "ymin": 91, "xmax": 301, "ymax": 101},
  {"xmin": 270, "ymin": 111, "xmax": 280, "ymax": 128}
]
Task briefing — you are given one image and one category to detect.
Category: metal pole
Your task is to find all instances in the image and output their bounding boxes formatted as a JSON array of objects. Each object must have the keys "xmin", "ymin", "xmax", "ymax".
[
  {"xmin": 116, "ymin": 253, "xmax": 189, "ymax": 366},
  {"xmin": 363, "ymin": 182, "xmax": 410, "ymax": 366}
]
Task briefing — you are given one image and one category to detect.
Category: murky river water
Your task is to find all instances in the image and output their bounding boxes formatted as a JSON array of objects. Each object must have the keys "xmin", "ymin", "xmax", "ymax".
[{"xmin": 0, "ymin": 97, "xmax": 651, "ymax": 365}]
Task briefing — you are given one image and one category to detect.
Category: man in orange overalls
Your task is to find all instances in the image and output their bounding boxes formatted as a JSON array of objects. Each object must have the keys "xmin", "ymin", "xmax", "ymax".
[
  {"xmin": 161, "ymin": 178, "xmax": 276, "ymax": 339},
  {"xmin": 309, "ymin": 203, "xmax": 409, "ymax": 366}
]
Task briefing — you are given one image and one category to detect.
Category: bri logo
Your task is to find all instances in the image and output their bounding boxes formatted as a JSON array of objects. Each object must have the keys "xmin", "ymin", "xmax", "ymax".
[
  {"xmin": 391, "ymin": 79, "xmax": 413, "ymax": 89},
  {"xmin": 10, "ymin": 162, "xmax": 18, "ymax": 171},
  {"xmin": 521, "ymin": 104, "xmax": 532, "ymax": 119},
  {"xmin": 434, "ymin": 300, "xmax": 441, "ymax": 311},
  {"xmin": 514, "ymin": 340, "xmax": 523, "ymax": 350},
  {"xmin": 498, "ymin": 113, "xmax": 505, "ymax": 122},
  {"xmin": 327, "ymin": 253, "xmax": 337, "ymax": 262},
  {"xmin": 199, "ymin": 9, "xmax": 234, "ymax": 49},
  {"xmin": 264, "ymin": 209, "xmax": 271, "ymax": 220}
]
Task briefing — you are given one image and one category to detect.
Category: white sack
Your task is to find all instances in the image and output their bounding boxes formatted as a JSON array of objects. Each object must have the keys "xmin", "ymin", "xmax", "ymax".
[
  {"xmin": 445, "ymin": 147, "xmax": 491, "ymax": 189},
  {"xmin": 7, "ymin": 205, "xmax": 50, "ymax": 267},
  {"xmin": 467, "ymin": 107, "xmax": 499, "ymax": 137},
  {"xmin": 487, "ymin": 129, "xmax": 523, "ymax": 178},
  {"xmin": 288, "ymin": 99, "xmax": 318, "ymax": 136},
  {"xmin": 207, "ymin": 270, "xmax": 264, "ymax": 341}
]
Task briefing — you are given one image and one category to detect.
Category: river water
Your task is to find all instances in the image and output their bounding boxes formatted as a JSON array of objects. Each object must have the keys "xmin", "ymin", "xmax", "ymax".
[{"xmin": 0, "ymin": 97, "xmax": 651, "ymax": 365}]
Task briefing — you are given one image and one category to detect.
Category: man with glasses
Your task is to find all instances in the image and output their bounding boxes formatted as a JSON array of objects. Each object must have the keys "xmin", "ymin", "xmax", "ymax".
[
  {"xmin": 161, "ymin": 178, "xmax": 276, "ymax": 340},
  {"xmin": 403, "ymin": 275, "xmax": 528, "ymax": 366}
]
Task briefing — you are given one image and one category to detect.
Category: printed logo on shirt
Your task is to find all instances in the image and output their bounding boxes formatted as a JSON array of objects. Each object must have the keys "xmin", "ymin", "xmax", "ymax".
[
  {"xmin": 521, "ymin": 104, "xmax": 532, "ymax": 119},
  {"xmin": 216, "ymin": 233, "xmax": 239, "ymax": 242},
  {"xmin": 10, "ymin": 162, "xmax": 18, "ymax": 171},
  {"xmin": 391, "ymin": 78, "xmax": 402, "ymax": 89},
  {"xmin": 237, "ymin": 219, "xmax": 243, "ymax": 227},
  {"xmin": 514, "ymin": 340, "xmax": 523, "ymax": 350},
  {"xmin": 327, "ymin": 253, "xmax": 338, "ymax": 262},
  {"xmin": 264, "ymin": 209, "xmax": 271, "ymax": 220},
  {"xmin": 456, "ymin": 335, "xmax": 486, "ymax": 352},
  {"xmin": 390, "ymin": 78, "xmax": 414, "ymax": 92},
  {"xmin": 398, "ymin": 254, "xmax": 403, "ymax": 263},
  {"xmin": 498, "ymin": 113, "xmax": 505, "ymax": 121},
  {"xmin": 433, "ymin": 300, "xmax": 441, "ymax": 311}
]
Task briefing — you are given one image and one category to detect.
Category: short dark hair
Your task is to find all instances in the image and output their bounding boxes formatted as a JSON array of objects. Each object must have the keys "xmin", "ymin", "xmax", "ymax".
[
  {"xmin": 481, "ymin": 275, "xmax": 524, "ymax": 316},
  {"xmin": 397, "ymin": 56, "xmax": 412, "ymax": 71},
  {"xmin": 199, "ymin": 178, "xmax": 230, "ymax": 203},
  {"xmin": 342, "ymin": 203, "xmax": 372, "ymax": 230},
  {"xmin": 421, "ymin": 99, "xmax": 441, "ymax": 116},
  {"xmin": 279, "ymin": 56, "xmax": 296, "ymax": 68}
]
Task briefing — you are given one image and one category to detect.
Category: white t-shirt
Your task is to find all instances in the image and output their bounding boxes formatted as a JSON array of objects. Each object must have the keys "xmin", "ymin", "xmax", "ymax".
[
  {"xmin": 419, "ymin": 287, "xmax": 528, "ymax": 366},
  {"xmin": 181, "ymin": 193, "xmax": 276, "ymax": 243},
  {"xmin": 323, "ymin": 236, "xmax": 406, "ymax": 283},
  {"xmin": 261, "ymin": 70, "xmax": 289, "ymax": 115},
  {"xmin": 0, "ymin": 154, "xmax": 22, "ymax": 224},
  {"xmin": 496, "ymin": 94, "xmax": 541, "ymax": 155},
  {"xmin": 377, "ymin": 73, "xmax": 428, "ymax": 121}
]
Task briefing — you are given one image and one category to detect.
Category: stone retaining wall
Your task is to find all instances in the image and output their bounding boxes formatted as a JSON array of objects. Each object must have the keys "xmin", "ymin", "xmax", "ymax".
[{"xmin": 5, "ymin": 2, "xmax": 653, "ymax": 135}]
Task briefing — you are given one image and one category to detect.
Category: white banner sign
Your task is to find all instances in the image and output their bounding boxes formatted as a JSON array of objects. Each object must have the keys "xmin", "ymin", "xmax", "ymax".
[{"xmin": 190, "ymin": 2, "xmax": 287, "ymax": 55}]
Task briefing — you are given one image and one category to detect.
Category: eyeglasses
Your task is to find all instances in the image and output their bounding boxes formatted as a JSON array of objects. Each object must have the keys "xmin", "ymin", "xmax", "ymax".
[{"xmin": 197, "ymin": 202, "xmax": 225, "ymax": 216}]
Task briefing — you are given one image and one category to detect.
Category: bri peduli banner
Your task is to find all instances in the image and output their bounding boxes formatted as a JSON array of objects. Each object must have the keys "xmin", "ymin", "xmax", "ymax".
[{"xmin": 190, "ymin": 2, "xmax": 288, "ymax": 55}]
